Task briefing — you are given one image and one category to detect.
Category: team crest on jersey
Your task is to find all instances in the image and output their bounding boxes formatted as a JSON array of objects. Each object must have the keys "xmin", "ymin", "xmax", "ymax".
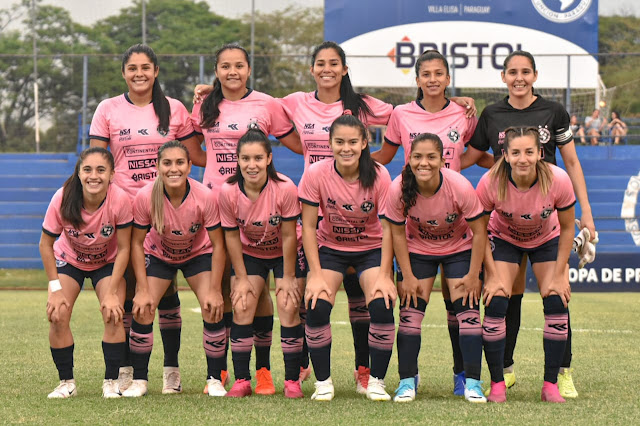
[
  {"xmin": 269, "ymin": 215, "xmax": 282, "ymax": 226},
  {"xmin": 100, "ymin": 224, "xmax": 114, "ymax": 238},
  {"xmin": 360, "ymin": 201, "xmax": 375, "ymax": 213},
  {"xmin": 189, "ymin": 223, "xmax": 201, "ymax": 234},
  {"xmin": 498, "ymin": 131, "xmax": 506, "ymax": 145},
  {"xmin": 55, "ymin": 259, "xmax": 67, "ymax": 267},
  {"xmin": 145, "ymin": 255, "xmax": 151, "ymax": 269},
  {"xmin": 445, "ymin": 212, "xmax": 458, "ymax": 223},
  {"xmin": 540, "ymin": 208, "xmax": 553, "ymax": 219},
  {"xmin": 538, "ymin": 126, "xmax": 551, "ymax": 144},
  {"xmin": 447, "ymin": 128, "xmax": 460, "ymax": 143},
  {"xmin": 157, "ymin": 127, "xmax": 168, "ymax": 137}
]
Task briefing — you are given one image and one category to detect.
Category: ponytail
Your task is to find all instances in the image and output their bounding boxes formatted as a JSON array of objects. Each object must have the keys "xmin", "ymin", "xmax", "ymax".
[
  {"xmin": 61, "ymin": 147, "xmax": 114, "ymax": 229},
  {"xmin": 311, "ymin": 41, "xmax": 376, "ymax": 123},
  {"xmin": 122, "ymin": 44, "xmax": 170, "ymax": 134},
  {"xmin": 151, "ymin": 141, "xmax": 191, "ymax": 233},
  {"xmin": 329, "ymin": 114, "xmax": 379, "ymax": 189}
]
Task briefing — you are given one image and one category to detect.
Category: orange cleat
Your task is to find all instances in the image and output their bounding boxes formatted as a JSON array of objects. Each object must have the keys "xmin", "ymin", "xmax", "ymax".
[{"xmin": 255, "ymin": 367, "xmax": 276, "ymax": 395}]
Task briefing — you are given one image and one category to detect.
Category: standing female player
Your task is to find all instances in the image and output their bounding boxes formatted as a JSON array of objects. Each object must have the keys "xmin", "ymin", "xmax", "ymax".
[
  {"xmin": 371, "ymin": 49, "xmax": 480, "ymax": 395},
  {"xmin": 383, "ymin": 133, "xmax": 486, "ymax": 403},
  {"xmin": 219, "ymin": 127, "xmax": 306, "ymax": 398},
  {"xmin": 125, "ymin": 141, "xmax": 226, "ymax": 397},
  {"xmin": 477, "ymin": 126, "xmax": 575, "ymax": 403},
  {"xmin": 299, "ymin": 114, "xmax": 396, "ymax": 401},
  {"xmin": 461, "ymin": 50, "xmax": 595, "ymax": 398},
  {"xmin": 40, "ymin": 147, "xmax": 132, "ymax": 398},
  {"xmin": 89, "ymin": 44, "xmax": 202, "ymax": 394},
  {"xmin": 191, "ymin": 44, "xmax": 301, "ymax": 395}
]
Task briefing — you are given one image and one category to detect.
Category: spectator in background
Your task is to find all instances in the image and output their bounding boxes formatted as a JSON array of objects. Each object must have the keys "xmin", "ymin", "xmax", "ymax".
[
  {"xmin": 607, "ymin": 111, "xmax": 627, "ymax": 145},
  {"xmin": 570, "ymin": 115, "xmax": 586, "ymax": 144},
  {"xmin": 584, "ymin": 109, "xmax": 606, "ymax": 145}
]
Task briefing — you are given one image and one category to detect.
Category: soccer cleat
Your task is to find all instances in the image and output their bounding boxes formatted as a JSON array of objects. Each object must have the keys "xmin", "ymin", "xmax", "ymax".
[
  {"xmin": 464, "ymin": 378, "xmax": 487, "ymax": 403},
  {"xmin": 486, "ymin": 381, "xmax": 507, "ymax": 403},
  {"xmin": 355, "ymin": 366, "xmax": 370, "ymax": 395},
  {"xmin": 299, "ymin": 365, "xmax": 313, "ymax": 382},
  {"xmin": 47, "ymin": 379, "xmax": 77, "ymax": 399},
  {"xmin": 558, "ymin": 368, "xmax": 579, "ymax": 399},
  {"xmin": 541, "ymin": 381, "xmax": 566, "ymax": 403},
  {"xmin": 414, "ymin": 373, "xmax": 421, "ymax": 393},
  {"xmin": 311, "ymin": 378, "xmax": 334, "ymax": 401},
  {"xmin": 504, "ymin": 367, "xmax": 516, "ymax": 389},
  {"xmin": 226, "ymin": 379, "xmax": 252, "ymax": 398},
  {"xmin": 117, "ymin": 366, "xmax": 133, "ymax": 392},
  {"xmin": 122, "ymin": 379, "xmax": 148, "ymax": 397},
  {"xmin": 393, "ymin": 378, "xmax": 416, "ymax": 403},
  {"xmin": 255, "ymin": 367, "xmax": 276, "ymax": 395},
  {"xmin": 206, "ymin": 377, "xmax": 227, "ymax": 397},
  {"xmin": 162, "ymin": 366, "xmax": 182, "ymax": 394},
  {"xmin": 283, "ymin": 379, "xmax": 304, "ymax": 399},
  {"xmin": 102, "ymin": 379, "xmax": 121, "ymax": 398},
  {"xmin": 453, "ymin": 371, "xmax": 466, "ymax": 396},
  {"xmin": 366, "ymin": 376, "xmax": 391, "ymax": 401},
  {"xmin": 203, "ymin": 369, "xmax": 229, "ymax": 394}
]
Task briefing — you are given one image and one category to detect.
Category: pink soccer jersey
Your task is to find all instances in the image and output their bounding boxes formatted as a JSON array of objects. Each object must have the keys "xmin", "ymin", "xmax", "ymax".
[
  {"xmin": 476, "ymin": 164, "xmax": 576, "ymax": 249},
  {"xmin": 89, "ymin": 94, "xmax": 196, "ymax": 198},
  {"xmin": 42, "ymin": 184, "xmax": 133, "ymax": 271},
  {"xmin": 191, "ymin": 90, "xmax": 294, "ymax": 190},
  {"xmin": 383, "ymin": 168, "xmax": 484, "ymax": 256},
  {"xmin": 384, "ymin": 100, "xmax": 478, "ymax": 171},
  {"xmin": 219, "ymin": 173, "xmax": 300, "ymax": 259},
  {"xmin": 298, "ymin": 159, "xmax": 391, "ymax": 252},
  {"xmin": 280, "ymin": 91, "xmax": 393, "ymax": 169},
  {"xmin": 133, "ymin": 178, "xmax": 220, "ymax": 263}
]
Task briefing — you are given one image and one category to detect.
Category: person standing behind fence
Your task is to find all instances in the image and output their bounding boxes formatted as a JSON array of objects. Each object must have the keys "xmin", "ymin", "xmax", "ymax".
[
  {"xmin": 461, "ymin": 50, "xmax": 595, "ymax": 400},
  {"xmin": 40, "ymin": 147, "xmax": 132, "ymax": 399},
  {"xmin": 89, "ymin": 44, "xmax": 202, "ymax": 396}
]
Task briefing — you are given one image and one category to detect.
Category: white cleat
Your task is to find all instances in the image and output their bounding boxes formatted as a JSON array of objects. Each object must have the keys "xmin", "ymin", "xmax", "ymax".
[
  {"xmin": 122, "ymin": 379, "xmax": 148, "ymax": 397},
  {"xmin": 311, "ymin": 377, "xmax": 334, "ymax": 401},
  {"xmin": 162, "ymin": 366, "xmax": 182, "ymax": 394},
  {"xmin": 366, "ymin": 376, "xmax": 391, "ymax": 401},
  {"xmin": 102, "ymin": 379, "xmax": 121, "ymax": 398},
  {"xmin": 118, "ymin": 366, "xmax": 133, "ymax": 392},
  {"xmin": 47, "ymin": 379, "xmax": 77, "ymax": 399},
  {"xmin": 206, "ymin": 377, "xmax": 227, "ymax": 397}
]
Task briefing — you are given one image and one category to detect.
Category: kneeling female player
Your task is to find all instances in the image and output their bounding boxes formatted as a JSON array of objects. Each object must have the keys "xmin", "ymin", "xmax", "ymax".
[{"xmin": 40, "ymin": 147, "xmax": 132, "ymax": 398}]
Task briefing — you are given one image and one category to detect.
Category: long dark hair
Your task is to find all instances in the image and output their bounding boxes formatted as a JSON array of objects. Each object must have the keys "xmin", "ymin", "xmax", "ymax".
[
  {"xmin": 311, "ymin": 41, "xmax": 376, "ymax": 122},
  {"xmin": 61, "ymin": 147, "xmax": 115, "ymax": 229},
  {"xmin": 227, "ymin": 123, "xmax": 284, "ymax": 185},
  {"xmin": 200, "ymin": 44, "xmax": 250, "ymax": 129},
  {"xmin": 151, "ymin": 141, "xmax": 191, "ymax": 233},
  {"xmin": 414, "ymin": 50, "xmax": 450, "ymax": 100},
  {"xmin": 401, "ymin": 133, "xmax": 444, "ymax": 217},
  {"xmin": 503, "ymin": 50, "xmax": 537, "ymax": 95},
  {"xmin": 329, "ymin": 114, "xmax": 379, "ymax": 189},
  {"xmin": 122, "ymin": 44, "xmax": 171, "ymax": 134}
]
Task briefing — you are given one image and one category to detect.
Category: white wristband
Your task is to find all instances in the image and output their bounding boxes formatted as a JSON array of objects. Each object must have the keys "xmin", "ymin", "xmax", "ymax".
[{"xmin": 49, "ymin": 279, "xmax": 62, "ymax": 293}]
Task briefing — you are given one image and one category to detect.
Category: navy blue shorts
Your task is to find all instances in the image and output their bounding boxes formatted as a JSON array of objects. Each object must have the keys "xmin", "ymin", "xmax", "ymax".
[
  {"xmin": 318, "ymin": 246, "xmax": 381, "ymax": 277},
  {"xmin": 146, "ymin": 253, "xmax": 212, "ymax": 280},
  {"xmin": 396, "ymin": 250, "xmax": 471, "ymax": 281},
  {"xmin": 490, "ymin": 235, "xmax": 559, "ymax": 265},
  {"xmin": 57, "ymin": 261, "xmax": 114, "ymax": 289},
  {"xmin": 231, "ymin": 251, "xmax": 308, "ymax": 281}
]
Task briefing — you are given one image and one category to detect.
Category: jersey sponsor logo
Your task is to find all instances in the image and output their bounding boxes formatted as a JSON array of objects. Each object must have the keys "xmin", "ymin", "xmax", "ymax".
[
  {"xmin": 327, "ymin": 197, "xmax": 336, "ymax": 206},
  {"xmin": 131, "ymin": 171, "xmax": 157, "ymax": 182},
  {"xmin": 443, "ymin": 147, "xmax": 455, "ymax": 160},
  {"xmin": 67, "ymin": 229, "xmax": 80, "ymax": 238},
  {"xmin": 532, "ymin": 0, "xmax": 591, "ymax": 23},
  {"xmin": 218, "ymin": 165, "xmax": 236, "ymax": 176},
  {"xmin": 304, "ymin": 123, "xmax": 315, "ymax": 130},
  {"xmin": 538, "ymin": 125, "xmax": 551, "ymax": 144},
  {"xmin": 189, "ymin": 223, "xmax": 201, "ymax": 234},
  {"xmin": 171, "ymin": 230, "xmax": 183, "ymax": 236},
  {"xmin": 409, "ymin": 132, "xmax": 420, "ymax": 141},
  {"xmin": 306, "ymin": 142, "xmax": 326, "ymax": 150},
  {"xmin": 333, "ymin": 225, "xmax": 365, "ymax": 234},
  {"xmin": 498, "ymin": 131, "xmax": 506, "ymax": 145},
  {"xmin": 445, "ymin": 212, "xmax": 458, "ymax": 223},
  {"xmin": 205, "ymin": 122, "xmax": 221, "ymax": 133},
  {"xmin": 236, "ymin": 218, "xmax": 245, "ymax": 226},
  {"xmin": 409, "ymin": 215, "xmax": 420, "ymax": 222},
  {"xmin": 540, "ymin": 208, "xmax": 554, "ymax": 219},
  {"xmin": 228, "ymin": 123, "xmax": 239, "ymax": 130},
  {"xmin": 500, "ymin": 211, "xmax": 513, "ymax": 219},
  {"xmin": 137, "ymin": 129, "xmax": 150, "ymax": 136},
  {"xmin": 447, "ymin": 128, "xmax": 460, "ymax": 143},
  {"xmin": 128, "ymin": 158, "xmax": 157, "ymax": 170},
  {"xmin": 100, "ymin": 224, "xmax": 114, "ymax": 238},
  {"xmin": 335, "ymin": 234, "xmax": 369, "ymax": 243},
  {"xmin": 520, "ymin": 214, "xmax": 533, "ymax": 220},
  {"xmin": 252, "ymin": 221, "xmax": 264, "ymax": 227},
  {"xmin": 322, "ymin": 126, "xmax": 330, "ymax": 132},
  {"xmin": 329, "ymin": 214, "xmax": 366, "ymax": 225},
  {"xmin": 157, "ymin": 127, "xmax": 168, "ymax": 137},
  {"xmin": 216, "ymin": 153, "xmax": 237, "ymax": 163},
  {"xmin": 342, "ymin": 204, "xmax": 354, "ymax": 212},
  {"xmin": 426, "ymin": 219, "xmax": 439, "ymax": 226},
  {"xmin": 309, "ymin": 154, "xmax": 330, "ymax": 164},
  {"xmin": 269, "ymin": 215, "xmax": 282, "ymax": 226},
  {"xmin": 119, "ymin": 129, "xmax": 130, "ymax": 136},
  {"xmin": 360, "ymin": 201, "xmax": 375, "ymax": 213},
  {"xmin": 211, "ymin": 140, "xmax": 237, "ymax": 150},
  {"xmin": 85, "ymin": 233, "xmax": 95, "ymax": 239},
  {"xmin": 124, "ymin": 144, "xmax": 159, "ymax": 158}
]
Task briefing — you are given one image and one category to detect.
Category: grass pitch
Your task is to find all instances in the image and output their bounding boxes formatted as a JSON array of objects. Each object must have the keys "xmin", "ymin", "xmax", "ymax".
[{"xmin": 0, "ymin": 284, "xmax": 638, "ymax": 424}]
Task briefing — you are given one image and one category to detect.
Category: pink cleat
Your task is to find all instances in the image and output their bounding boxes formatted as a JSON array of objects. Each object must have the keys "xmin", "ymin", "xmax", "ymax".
[
  {"xmin": 284, "ymin": 380, "xmax": 304, "ymax": 399},
  {"xmin": 299, "ymin": 365, "xmax": 312, "ymax": 382},
  {"xmin": 541, "ymin": 381, "xmax": 566, "ymax": 403},
  {"xmin": 225, "ymin": 379, "xmax": 252, "ymax": 398},
  {"xmin": 487, "ymin": 381, "xmax": 507, "ymax": 403}
]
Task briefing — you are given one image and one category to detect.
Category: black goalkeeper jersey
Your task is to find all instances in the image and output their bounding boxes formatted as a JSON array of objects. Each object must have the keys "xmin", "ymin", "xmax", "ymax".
[{"xmin": 468, "ymin": 95, "xmax": 573, "ymax": 165}]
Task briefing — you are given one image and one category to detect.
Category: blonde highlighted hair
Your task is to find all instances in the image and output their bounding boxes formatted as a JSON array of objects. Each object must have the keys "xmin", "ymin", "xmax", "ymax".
[
  {"xmin": 151, "ymin": 141, "xmax": 190, "ymax": 233},
  {"xmin": 488, "ymin": 126, "xmax": 553, "ymax": 201}
]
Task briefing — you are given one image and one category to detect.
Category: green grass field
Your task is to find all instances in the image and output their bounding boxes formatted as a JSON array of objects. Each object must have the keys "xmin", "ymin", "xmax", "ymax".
[{"xmin": 1, "ymin": 282, "xmax": 638, "ymax": 424}]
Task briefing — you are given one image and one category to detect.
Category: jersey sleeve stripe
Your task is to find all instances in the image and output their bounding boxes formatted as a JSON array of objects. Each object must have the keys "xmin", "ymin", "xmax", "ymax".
[
  {"xmin": 557, "ymin": 200, "xmax": 576, "ymax": 211},
  {"xmin": 206, "ymin": 223, "xmax": 221, "ymax": 231},
  {"xmin": 42, "ymin": 227, "xmax": 60, "ymax": 238},
  {"xmin": 383, "ymin": 136, "xmax": 401, "ymax": 147},
  {"xmin": 116, "ymin": 221, "xmax": 133, "ymax": 229},
  {"xmin": 88, "ymin": 135, "xmax": 109, "ymax": 142},
  {"xmin": 465, "ymin": 212, "xmax": 485, "ymax": 222},
  {"xmin": 222, "ymin": 225, "xmax": 239, "ymax": 231},
  {"xmin": 384, "ymin": 217, "xmax": 405, "ymax": 226},
  {"xmin": 177, "ymin": 131, "xmax": 198, "ymax": 141},
  {"xmin": 482, "ymin": 210, "xmax": 493, "ymax": 216},
  {"xmin": 274, "ymin": 127, "xmax": 295, "ymax": 139},
  {"xmin": 133, "ymin": 222, "xmax": 151, "ymax": 230},
  {"xmin": 282, "ymin": 214, "xmax": 299, "ymax": 222},
  {"xmin": 299, "ymin": 197, "xmax": 319, "ymax": 207},
  {"xmin": 556, "ymin": 128, "xmax": 573, "ymax": 144}
]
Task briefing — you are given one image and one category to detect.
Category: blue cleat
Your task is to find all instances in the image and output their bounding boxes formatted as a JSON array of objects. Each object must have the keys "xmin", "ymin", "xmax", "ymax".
[{"xmin": 453, "ymin": 371, "xmax": 466, "ymax": 396}]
